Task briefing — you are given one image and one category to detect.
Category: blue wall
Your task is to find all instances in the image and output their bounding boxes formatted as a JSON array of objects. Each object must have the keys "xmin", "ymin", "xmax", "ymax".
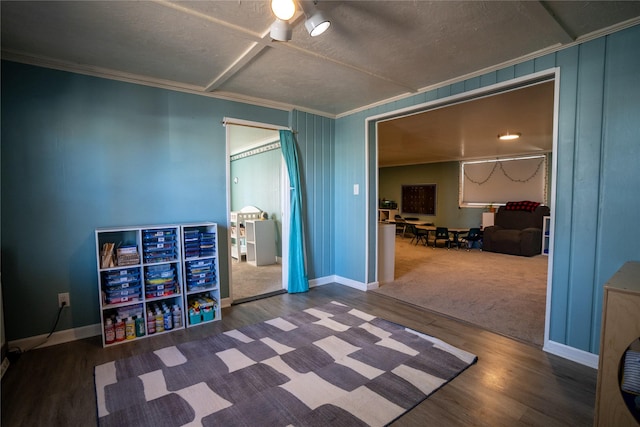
[
  {"xmin": 290, "ymin": 111, "xmax": 335, "ymax": 281},
  {"xmin": 335, "ymin": 24, "xmax": 640, "ymax": 355},
  {"xmin": 0, "ymin": 61, "xmax": 297, "ymax": 340},
  {"xmin": 2, "ymin": 25, "xmax": 639, "ymax": 358},
  {"xmin": 380, "ymin": 162, "xmax": 485, "ymax": 228},
  {"xmin": 230, "ymin": 147, "xmax": 283, "ymax": 256}
]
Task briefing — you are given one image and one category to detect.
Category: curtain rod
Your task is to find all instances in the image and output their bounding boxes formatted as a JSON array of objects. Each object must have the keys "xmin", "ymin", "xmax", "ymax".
[{"xmin": 221, "ymin": 118, "xmax": 296, "ymax": 134}]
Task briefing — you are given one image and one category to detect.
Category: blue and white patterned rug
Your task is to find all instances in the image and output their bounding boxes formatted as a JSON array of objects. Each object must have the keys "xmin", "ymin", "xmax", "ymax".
[{"xmin": 95, "ymin": 301, "xmax": 477, "ymax": 426}]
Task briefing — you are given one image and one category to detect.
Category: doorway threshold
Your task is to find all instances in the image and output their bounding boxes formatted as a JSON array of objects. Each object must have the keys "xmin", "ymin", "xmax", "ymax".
[{"xmin": 231, "ymin": 289, "xmax": 287, "ymax": 305}]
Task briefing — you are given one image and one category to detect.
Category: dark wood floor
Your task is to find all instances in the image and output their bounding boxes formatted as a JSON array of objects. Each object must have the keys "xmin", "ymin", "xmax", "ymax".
[{"xmin": 1, "ymin": 283, "xmax": 597, "ymax": 426}]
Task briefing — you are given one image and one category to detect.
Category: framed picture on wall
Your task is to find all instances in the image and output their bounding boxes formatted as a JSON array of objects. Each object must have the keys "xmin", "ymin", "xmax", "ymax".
[{"xmin": 402, "ymin": 184, "xmax": 436, "ymax": 215}]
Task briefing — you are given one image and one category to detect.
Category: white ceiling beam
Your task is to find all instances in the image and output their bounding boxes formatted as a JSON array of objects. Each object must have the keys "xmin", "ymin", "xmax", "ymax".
[
  {"xmin": 204, "ymin": 40, "xmax": 268, "ymax": 92},
  {"xmin": 531, "ymin": 1, "xmax": 576, "ymax": 44},
  {"xmin": 155, "ymin": 0, "xmax": 419, "ymax": 95}
]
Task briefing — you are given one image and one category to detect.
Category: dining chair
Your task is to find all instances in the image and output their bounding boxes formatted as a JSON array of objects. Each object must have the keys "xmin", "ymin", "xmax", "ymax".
[
  {"xmin": 411, "ymin": 226, "xmax": 429, "ymax": 245},
  {"xmin": 433, "ymin": 227, "xmax": 453, "ymax": 249},
  {"xmin": 459, "ymin": 228, "xmax": 482, "ymax": 250},
  {"xmin": 394, "ymin": 215, "xmax": 408, "ymax": 237}
]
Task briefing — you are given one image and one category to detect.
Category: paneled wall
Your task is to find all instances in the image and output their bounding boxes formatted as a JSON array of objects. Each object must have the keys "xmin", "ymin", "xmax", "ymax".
[
  {"xmin": 290, "ymin": 111, "xmax": 335, "ymax": 281},
  {"xmin": 335, "ymin": 24, "xmax": 640, "ymax": 355},
  {"xmin": 1, "ymin": 61, "xmax": 290, "ymax": 340}
]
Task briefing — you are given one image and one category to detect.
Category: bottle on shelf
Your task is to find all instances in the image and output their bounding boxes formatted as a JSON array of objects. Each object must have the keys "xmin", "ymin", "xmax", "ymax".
[
  {"xmin": 125, "ymin": 317, "xmax": 136, "ymax": 340},
  {"xmin": 115, "ymin": 317, "xmax": 125, "ymax": 342},
  {"xmin": 104, "ymin": 318, "xmax": 115, "ymax": 345},
  {"xmin": 147, "ymin": 310, "xmax": 156, "ymax": 334},
  {"xmin": 155, "ymin": 310, "xmax": 164, "ymax": 333},
  {"xmin": 173, "ymin": 304, "xmax": 182, "ymax": 328},
  {"xmin": 164, "ymin": 309, "xmax": 173, "ymax": 331},
  {"xmin": 135, "ymin": 313, "xmax": 145, "ymax": 337}
]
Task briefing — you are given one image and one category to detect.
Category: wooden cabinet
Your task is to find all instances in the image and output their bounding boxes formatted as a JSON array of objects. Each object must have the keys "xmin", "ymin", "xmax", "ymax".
[
  {"xmin": 245, "ymin": 220, "xmax": 276, "ymax": 266},
  {"xmin": 594, "ymin": 261, "xmax": 640, "ymax": 426}
]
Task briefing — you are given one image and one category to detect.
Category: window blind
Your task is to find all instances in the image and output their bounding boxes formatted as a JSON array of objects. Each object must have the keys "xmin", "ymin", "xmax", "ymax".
[{"xmin": 460, "ymin": 155, "xmax": 547, "ymax": 206}]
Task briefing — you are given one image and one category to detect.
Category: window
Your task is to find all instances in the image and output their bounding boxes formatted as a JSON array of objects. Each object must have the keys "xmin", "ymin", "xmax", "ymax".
[{"xmin": 460, "ymin": 155, "xmax": 547, "ymax": 207}]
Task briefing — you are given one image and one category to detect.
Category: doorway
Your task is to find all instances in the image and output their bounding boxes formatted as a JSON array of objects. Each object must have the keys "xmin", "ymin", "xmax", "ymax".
[
  {"xmin": 225, "ymin": 120, "xmax": 289, "ymax": 303},
  {"xmin": 369, "ymin": 71, "xmax": 558, "ymax": 346}
]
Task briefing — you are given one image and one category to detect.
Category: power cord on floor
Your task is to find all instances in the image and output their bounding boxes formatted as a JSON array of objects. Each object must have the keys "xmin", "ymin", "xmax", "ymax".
[{"xmin": 8, "ymin": 301, "xmax": 67, "ymax": 362}]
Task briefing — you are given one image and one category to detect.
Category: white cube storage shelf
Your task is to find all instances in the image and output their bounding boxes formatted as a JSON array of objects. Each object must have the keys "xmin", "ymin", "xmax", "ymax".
[
  {"xmin": 95, "ymin": 222, "xmax": 221, "ymax": 347},
  {"xmin": 245, "ymin": 220, "xmax": 276, "ymax": 266}
]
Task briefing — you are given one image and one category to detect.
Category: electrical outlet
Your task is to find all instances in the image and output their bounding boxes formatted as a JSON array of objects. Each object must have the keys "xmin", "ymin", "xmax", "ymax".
[{"xmin": 58, "ymin": 292, "xmax": 70, "ymax": 308}]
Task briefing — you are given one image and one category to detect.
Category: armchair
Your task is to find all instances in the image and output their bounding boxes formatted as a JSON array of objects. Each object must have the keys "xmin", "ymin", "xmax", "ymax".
[{"xmin": 482, "ymin": 204, "xmax": 550, "ymax": 256}]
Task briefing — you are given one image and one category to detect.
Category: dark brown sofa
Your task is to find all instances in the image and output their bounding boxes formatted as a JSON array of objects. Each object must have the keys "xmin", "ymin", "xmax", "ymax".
[{"xmin": 483, "ymin": 205, "xmax": 550, "ymax": 256}]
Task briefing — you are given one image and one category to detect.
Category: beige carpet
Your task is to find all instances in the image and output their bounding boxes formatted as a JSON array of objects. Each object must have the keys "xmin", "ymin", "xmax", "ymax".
[
  {"xmin": 372, "ymin": 236, "xmax": 548, "ymax": 346},
  {"xmin": 231, "ymin": 258, "xmax": 283, "ymax": 301}
]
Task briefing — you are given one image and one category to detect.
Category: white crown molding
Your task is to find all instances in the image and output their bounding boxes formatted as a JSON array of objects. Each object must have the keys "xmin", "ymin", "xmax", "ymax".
[
  {"xmin": 0, "ymin": 50, "xmax": 335, "ymax": 120},
  {"xmin": 336, "ymin": 19, "xmax": 640, "ymax": 119}
]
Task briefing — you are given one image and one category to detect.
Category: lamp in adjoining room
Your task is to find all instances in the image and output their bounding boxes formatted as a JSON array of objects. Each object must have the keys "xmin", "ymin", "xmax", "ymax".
[{"xmin": 498, "ymin": 132, "xmax": 521, "ymax": 141}]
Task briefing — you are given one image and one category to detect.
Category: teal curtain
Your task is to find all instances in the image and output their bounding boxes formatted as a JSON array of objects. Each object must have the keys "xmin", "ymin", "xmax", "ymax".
[{"xmin": 280, "ymin": 130, "xmax": 309, "ymax": 293}]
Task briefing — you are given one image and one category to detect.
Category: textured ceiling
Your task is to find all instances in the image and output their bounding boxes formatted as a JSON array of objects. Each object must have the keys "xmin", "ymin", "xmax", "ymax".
[{"xmin": 2, "ymin": 1, "xmax": 639, "ymax": 163}]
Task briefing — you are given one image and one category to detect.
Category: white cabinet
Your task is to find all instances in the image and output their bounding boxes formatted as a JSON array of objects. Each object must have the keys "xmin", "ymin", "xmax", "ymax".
[
  {"xmin": 482, "ymin": 212, "xmax": 495, "ymax": 228},
  {"xmin": 378, "ymin": 209, "xmax": 399, "ymax": 222},
  {"xmin": 378, "ymin": 223, "xmax": 395, "ymax": 283},
  {"xmin": 245, "ymin": 220, "xmax": 276, "ymax": 266},
  {"xmin": 542, "ymin": 215, "xmax": 550, "ymax": 255},
  {"xmin": 230, "ymin": 208, "xmax": 262, "ymax": 260},
  {"xmin": 95, "ymin": 222, "xmax": 221, "ymax": 347},
  {"xmin": 180, "ymin": 223, "xmax": 221, "ymax": 327}
]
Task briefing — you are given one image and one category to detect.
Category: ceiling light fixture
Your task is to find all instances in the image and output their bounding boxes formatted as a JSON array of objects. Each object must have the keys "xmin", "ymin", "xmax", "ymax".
[
  {"xmin": 498, "ymin": 132, "xmax": 521, "ymax": 141},
  {"xmin": 304, "ymin": 9, "xmax": 330, "ymax": 36},
  {"xmin": 271, "ymin": 0, "xmax": 296, "ymax": 21},
  {"xmin": 269, "ymin": 0, "xmax": 330, "ymax": 41},
  {"xmin": 299, "ymin": 1, "xmax": 330, "ymax": 37},
  {"xmin": 270, "ymin": 18, "xmax": 293, "ymax": 41}
]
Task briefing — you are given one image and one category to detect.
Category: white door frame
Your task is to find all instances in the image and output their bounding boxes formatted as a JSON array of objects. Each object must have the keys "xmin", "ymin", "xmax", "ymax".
[
  {"xmin": 224, "ymin": 117, "xmax": 290, "ymax": 301},
  {"xmin": 366, "ymin": 68, "xmax": 559, "ymax": 348}
]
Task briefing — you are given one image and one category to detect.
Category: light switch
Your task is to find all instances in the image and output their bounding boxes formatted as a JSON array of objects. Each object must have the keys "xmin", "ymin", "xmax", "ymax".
[{"xmin": 353, "ymin": 184, "xmax": 359, "ymax": 195}]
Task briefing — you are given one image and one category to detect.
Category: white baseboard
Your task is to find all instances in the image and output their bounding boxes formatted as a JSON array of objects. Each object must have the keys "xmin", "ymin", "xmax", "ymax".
[
  {"xmin": 543, "ymin": 339, "xmax": 599, "ymax": 369},
  {"xmin": 323, "ymin": 275, "xmax": 369, "ymax": 291},
  {"xmin": 309, "ymin": 276, "xmax": 336, "ymax": 287},
  {"xmin": 8, "ymin": 323, "xmax": 102, "ymax": 352},
  {"xmin": 311, "ymin": 275, "xmax": 378, "ymax": 291},
  {"xmin": 10, "ymin": 286, "xmax": 597, "ymax": 370}
]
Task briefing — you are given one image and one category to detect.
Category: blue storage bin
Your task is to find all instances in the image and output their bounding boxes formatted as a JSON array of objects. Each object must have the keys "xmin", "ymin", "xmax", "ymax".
[
  {"xmin": 143, "ymin": 229, "xmax": 176, "ymax": 239},
  {"xmin": 143, "ymin": 235, "xmax": 176, "ymax": 244},
  {"xmin": 187, "ymin": 272, "xmax": 213, "ymax": 280},
  {"xmin": 144, "ymin": 241, "xmax": 176, "ymax": 251},
  {"xmin": 146, "ymin": 263, "xmax": 172, "ymax": 273},
  {"xmin": 104, "ymin": 268, "xmax": 139, "ymax": 279},
  {"xmin": 186, "ymin": 259, "xmax": 212, "ymax": 269},
  {"xmin": 189, "ymin": 313, "xmax": 202, "ymax": 325}
]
